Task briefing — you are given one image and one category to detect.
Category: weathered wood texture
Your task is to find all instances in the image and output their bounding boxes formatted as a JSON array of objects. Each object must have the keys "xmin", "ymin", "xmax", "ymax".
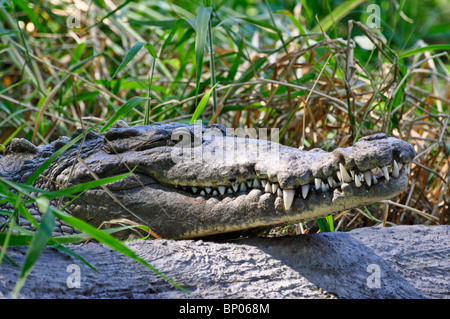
[{"xmin": 1, "ymin": 225, "xmax": 448, "ymax": 299}]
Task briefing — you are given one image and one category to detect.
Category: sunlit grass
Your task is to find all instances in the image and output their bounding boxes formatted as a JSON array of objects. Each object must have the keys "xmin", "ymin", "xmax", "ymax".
[{"xmin": 0, "ymin": 0, "xmax": 448, "ymax": 294}]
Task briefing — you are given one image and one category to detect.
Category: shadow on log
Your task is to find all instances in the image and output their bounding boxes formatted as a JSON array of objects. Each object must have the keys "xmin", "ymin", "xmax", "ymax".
[{"xmin": 1, "ymin": 225, "xmax": 448, "ymax": 299}]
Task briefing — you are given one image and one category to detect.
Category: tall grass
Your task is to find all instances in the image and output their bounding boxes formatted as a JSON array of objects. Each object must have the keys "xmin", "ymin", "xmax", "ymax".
[{"xmin": 0, "ymin": 0, "xmax": 449, "ymax": 293}]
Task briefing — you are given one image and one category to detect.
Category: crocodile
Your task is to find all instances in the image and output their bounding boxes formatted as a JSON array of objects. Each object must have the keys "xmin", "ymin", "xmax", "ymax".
[{"xmin": 0, "ymin": 122, "xmax": 415, "ymax": 239}]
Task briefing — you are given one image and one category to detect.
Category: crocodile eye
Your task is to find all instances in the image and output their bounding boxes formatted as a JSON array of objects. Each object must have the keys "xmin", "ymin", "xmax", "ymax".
[{"xmin": 104, "ymin": 127, "xmax": 140, "ymax": 141}]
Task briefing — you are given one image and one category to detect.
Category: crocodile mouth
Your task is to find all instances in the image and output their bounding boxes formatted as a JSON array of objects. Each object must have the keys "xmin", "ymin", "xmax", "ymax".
[
  {"xmin": 74, "ymin": 156, "xmax": 411, "ymax": 238},
  {"xmin": 107, "ymin": 158, "xmax": 410, "ymax": 211},
  {"xmin": 150, "ymin": 159, "xmax": 410, "ymax": 210},
  {"xmin": 3, "ymin": 122, "xmax": 415, "ymax": 239}
]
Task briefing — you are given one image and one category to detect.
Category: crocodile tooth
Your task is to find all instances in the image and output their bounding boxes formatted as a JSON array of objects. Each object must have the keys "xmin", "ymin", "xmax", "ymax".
[
  {"xmin": 252, "ymin": 179, "xmax": 261, "ymax": 188},
  {"xmin": 321, "ymin": 181, "xmax": 327, "ymax": 191},
  {"xmin": 378, "ymin": 167, "xmax": 384, "ymax": 176},
  {"xmin": 328, "ymin": 176, "xmax": 335, "ymax": 188},
  {"xmin": 272, "ymin": 183, "xmax": 279, "ymax": 194},
  {"xmin": 337, "ymin": 171, "xmax": 342, "ymax": 182},
  {"xmin": 283, "ymin": 189, "xmax": 295, "ymax": 210},
  {"xmin": 392, "ymin": 160, "xmax": 399, "ymax": 178},
  {"xmin": 398, "ymin": 162, "xmax": 403, "ymax": 171},
  {"xmin": 301, "ymin": 185, "xmax": 309, "ymax": 199},
  {"xmin": 191, "ymin": 186, "xmax": 198, "ymax": 193},
  {"xmin": 363, "ymin": 171, "xmax": 372, "ymax": 187},
  {"xmin": 240, "ymin": 183, "xmax": 247, "ymax": 192},
  {"xmin": 200, "ymin": 190, "xmax": 206, "ymax": 196},
  {"xmin": 265, "ymin": 182, "xmax": 271, "ymax": 193},
  {"xmin": 354, "ymin": 175, "xmax": 362, "ymax": 187},
  {"xmin": 372, "ymin": 175, "xmax": 378, "ymax": 184},
  {"xmin": 212, "ymin": 190, "xmax": 218, "ymax": 196},
  {"xmin": 339, "ymin": 163, "xmax": 352, "ymax": 183},
  {"xmin": 228, "ymin": 188, "xmax": 233, "ymax": 194},
  {"xmin": 350, "ymin": 170, "xmax": 356, "ymax": 180},
  {"xmin": 315, "ymin": 178, "xmax": 322, "ymax": 190},
  {"xmin": 261, "ymin": 180, "xmax": 267, "ymax": 187},
  {"xmin": 231, "ymin": 182, "xmax": 239, "ymax": 192},
  {"xmin": 277, "ymin": 188, "xmax": 283, "ymax": 197},
  {"xmin": 205, "ymin": 186, "xmax": 212, "ymax": 194},
  {"xmin": 405, "ymin": 165, "xmax": 410, "ymax": 174},
  {"xmin": 218, "ymin": 185, "xmax": 226, "ymax": 195},
  {"xmin": 247, "ymin": 179, "xmax": 253, "ymax": 187},
  {"xmin": 382, "ymin": 166, "xmax": 390, "ymax": 181}
]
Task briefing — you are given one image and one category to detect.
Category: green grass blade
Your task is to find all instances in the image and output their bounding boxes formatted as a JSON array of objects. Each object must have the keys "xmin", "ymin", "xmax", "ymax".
[
  {"xmin": 0, "ymin": 225, "xmax": 144, "ymax": 247},
  {"xmin": 195, "ymin": 7, "xmax": 213, "ymax": 97},
  {"xmin": 227, "ymin": 52, "xmax": 241, "ymax": 81},
  {"xmin": 0, "ymin": 218, "xmax": 15, "ymax": 268},
  {"xmin": 143, "ymin": 42, "xmax": 158, "ymax": 126},
  {"xmin": 144, "ymin": 43, "xmax": 157, "ymax": 59},
  {"xmin": 190, "ymin": 82, "xmax": 219, "ymax": 124},
  {"xmin": 316, "ymin": 218, "xmax": 327, "ymax": 232},
  {"xmin": 326, "ymin": 215, "xmax": 334, "ymax": 231},
  {"xmin": 128, "ymin": 19, "xmax": 180, "ymax": 29},
  {"xmin": 55, "ymin": 170, "xmax": 134, "ymax": 196},
  {"xmin": 85, "ymin": 0, "xmax": 134, "ymax": 31},
  {"xmin": 100, "ymin": 96, "xmax": 150, "ymax": 133},
  {"xmin": 240, "ymin": 17, "xmax": 278, "ymax": 33},
  {"xmin": 111, "ymin": 41, "xmax": 147, "ymax": 80},
  {"xmin": 0, "ymin": 233, "xmax": 79, "ymax": 246},
  {"xmin": 224, "ymin": 57, "xmax": 267, "ymax": 102},
  {"xmin": 160, "ymin": 19, "xmax": 187, "ymax": 56},
  {"xmin": 2, "ymin": 177, "xmax": 74, "ymax": 200},
  {"xmin": 12, "ymin": 0, "xmax": 48, "ymax": 33},
  {"xmin": 16, "ymin": 203, "xmax": 40, "ymax": 228},
  {"xmin": 399, "ymin": 44, "xmax": 450, "ymax": 59},
  {"xmin": 317, "ymin": 215, "xmax": 334, "ymax": 232},
  {"xmin": 276, "ymin": 10, "xmax": 305, "ymax": 35},
  {"xmin": 0, "ymin": 30, "xmax": 17, "ymax": 37},
  {"xmin": 53, "ymin": 244, "xmax": 98, "ymax": 273},
  {"xmin": 52, "ymin": 209, "xmax": 186, "ymax": 292},
  {"xmin": 2, "ymin": 169, "xmax": 135, "ymax": 234},
  {"xmin": 311, "ymin": 0, "xmax": 366, "ymax": 34},
  {"xmin": 0, "ymin": 123, "xmax": 25, "ymax": 150},
  {"xmin": 71, "ymin": 42, "xmax": 87, "ymax": 64},
  {"xmin": 207, "ymin": 10, "xmax": 217, "ymax": 113},
  {"xmin": 25, "ymin": 126, "xmax": 97, "ymax": 186}
]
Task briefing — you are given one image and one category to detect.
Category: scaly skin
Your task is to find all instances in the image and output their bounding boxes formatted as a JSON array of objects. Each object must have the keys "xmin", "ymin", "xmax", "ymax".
[{"xmin": 0, "ymin": 122, "xmax": 415, "ymax": 239}]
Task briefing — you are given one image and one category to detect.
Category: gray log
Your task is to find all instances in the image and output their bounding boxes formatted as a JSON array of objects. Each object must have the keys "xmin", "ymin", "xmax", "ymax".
[{"xmin": 1, "ymin": 225, "xmax": 448, "ymax": 299}]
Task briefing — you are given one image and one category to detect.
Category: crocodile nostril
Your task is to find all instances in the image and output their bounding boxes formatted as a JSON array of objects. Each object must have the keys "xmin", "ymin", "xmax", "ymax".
[{"xmin": 393, "ymin": 140, "xmax": 416, "ymax": 163}]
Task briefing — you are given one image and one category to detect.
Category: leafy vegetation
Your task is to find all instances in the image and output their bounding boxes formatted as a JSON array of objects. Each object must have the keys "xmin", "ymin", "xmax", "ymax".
[{"xmin": 0, "ymin": 0, "xmax": 449, "ymax": 294}]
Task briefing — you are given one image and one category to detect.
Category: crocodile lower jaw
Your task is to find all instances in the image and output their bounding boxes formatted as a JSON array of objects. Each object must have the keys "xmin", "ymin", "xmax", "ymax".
[{"xmin": 163, "ymin": 170, "xmax": 409, "ymax": 238}]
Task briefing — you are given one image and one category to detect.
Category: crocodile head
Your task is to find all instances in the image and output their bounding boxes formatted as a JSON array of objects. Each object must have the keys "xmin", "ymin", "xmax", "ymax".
[{"xmin": 41, "ymin": 122, "xmax": 415, "ymax": 239}]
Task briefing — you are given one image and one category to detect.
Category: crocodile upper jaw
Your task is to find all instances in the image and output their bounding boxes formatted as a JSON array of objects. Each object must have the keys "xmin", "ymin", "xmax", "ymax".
[{"xmin": 71, "ymin": 157, "xmax": 410, "ymax": 238}]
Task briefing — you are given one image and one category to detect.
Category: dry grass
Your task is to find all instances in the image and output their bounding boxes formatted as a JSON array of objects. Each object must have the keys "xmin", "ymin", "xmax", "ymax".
[{"xmin": 0, "ymin": 0, "xmax": 449, "ymax": 235}]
